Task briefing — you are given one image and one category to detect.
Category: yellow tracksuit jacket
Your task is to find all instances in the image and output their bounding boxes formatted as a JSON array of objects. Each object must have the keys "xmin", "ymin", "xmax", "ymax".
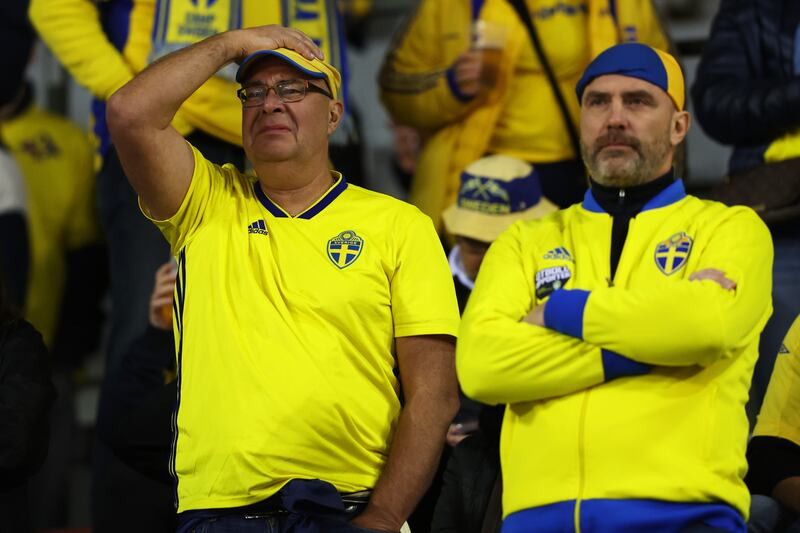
[{"xmin": 457, "ymin": 181, "xmax": 773, "ymax": 523}]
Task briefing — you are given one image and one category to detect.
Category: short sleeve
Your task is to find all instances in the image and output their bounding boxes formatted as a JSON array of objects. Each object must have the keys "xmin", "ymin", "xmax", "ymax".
[
  {"xmin": 391, "ymin": 209, "xmax": 460, "ymax": 338},
  {"xmin": 139, "ymin": 142, "xmax": 236, "ymax": 255}
]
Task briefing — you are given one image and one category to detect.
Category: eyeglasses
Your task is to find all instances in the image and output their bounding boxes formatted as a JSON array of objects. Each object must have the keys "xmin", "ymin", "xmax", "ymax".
[{"xmin": 237, "ymin": 79, "xmax": 332, "ymax": 108}]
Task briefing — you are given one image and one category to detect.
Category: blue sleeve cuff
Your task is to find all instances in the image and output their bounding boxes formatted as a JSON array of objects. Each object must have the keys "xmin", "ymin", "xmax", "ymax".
[
  {"xmin": 543, "ymin": 289, "xmax": 589, "ymax": 339},
  {"xmin": 446, "ymin": 65, "xmax": 476, "ymax": 102},
  {"xmin": 601, "ymin": 349, "xmax": 651, "ymax": 381}
]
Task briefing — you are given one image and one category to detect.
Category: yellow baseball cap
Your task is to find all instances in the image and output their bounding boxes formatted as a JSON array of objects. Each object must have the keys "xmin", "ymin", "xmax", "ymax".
[{"xmin": 236, "ymin": 47, "xmax": 341, "ymax": 99}]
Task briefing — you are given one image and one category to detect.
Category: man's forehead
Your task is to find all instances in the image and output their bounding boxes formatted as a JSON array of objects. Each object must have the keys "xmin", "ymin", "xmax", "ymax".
[
  {"xmin": 242, "ymin": 56, "xmax": 315, "ymax": 85},
  {"xmin": 584, "ymin": 73, "xmax": 663, "ymax": 96}
]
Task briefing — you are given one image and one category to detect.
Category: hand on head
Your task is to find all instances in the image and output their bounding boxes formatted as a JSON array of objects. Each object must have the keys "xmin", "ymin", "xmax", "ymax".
[
  {"xmin": 235, "ymin": 25, "xmax": 324, "ymax": 63},
  {"xmin": 149, "ymin": 261, "xmax": 178, "ymax": 331}
]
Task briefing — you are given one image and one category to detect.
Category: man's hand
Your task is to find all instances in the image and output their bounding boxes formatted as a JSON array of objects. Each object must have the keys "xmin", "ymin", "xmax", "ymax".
[
  {"xmin": 689, "ymin": 268, "xmax": 737, "ymax": 290},
  {"xmin": 148, "ymin": 261, "xmax": 177, "ymax": 331},
  {"xmin": 232, "ymin": 25, "xmax": 323, "ymax": 62},
  {"xmin": 451, "ymin": 50, "xmax": 483, "ymax": 98},
  {"xmin": 522, "ymin": 303, "xmax": 545, "ymax": 327}
]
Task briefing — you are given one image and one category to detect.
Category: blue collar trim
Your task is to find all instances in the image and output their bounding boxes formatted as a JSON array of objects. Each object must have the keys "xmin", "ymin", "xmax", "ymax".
[
  {"xmin": 254, "ymin": 174, "xmax": 348, "ymax": 220},
  {"xmin": 582, "ymin": 179, "xmax": 686, "ymax": 214}
]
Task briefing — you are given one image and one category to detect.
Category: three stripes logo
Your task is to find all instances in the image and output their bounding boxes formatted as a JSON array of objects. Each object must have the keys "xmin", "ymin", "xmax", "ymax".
[
  {"xmin": 543, "ymin": 247, "xmax": 573, "ymax": 262},
  {"xmin": 248, "ymin": 219, "xmax": 268, "ymax": 236}
]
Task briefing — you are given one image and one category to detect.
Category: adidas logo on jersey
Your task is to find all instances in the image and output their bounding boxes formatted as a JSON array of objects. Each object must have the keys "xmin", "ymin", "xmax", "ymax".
[
  {"xmin": 248, "ymin": 219, "xmax": 268, "ymax": 236},
  {"xmin": 543, "ymin": 247, "xmax": 573, "ymax": 262}
]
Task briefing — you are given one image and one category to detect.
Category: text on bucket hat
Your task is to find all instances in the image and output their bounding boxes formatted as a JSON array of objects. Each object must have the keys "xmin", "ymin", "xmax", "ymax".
[
  {"xmin": 235, "ymin": 48, "xmax": 342, "ymax": 99},
  {"xmin": 442, "ymin": 155, "xmax": 557, "ymax": 243},
  {"xmin": 575, "ymin": 43, "xmax": 685, "ymax": 111}
]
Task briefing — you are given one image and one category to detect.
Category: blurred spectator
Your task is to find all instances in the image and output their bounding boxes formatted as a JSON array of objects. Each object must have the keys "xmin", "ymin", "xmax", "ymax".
[
  {"xmin": 0, "ymin": 278, "xmax": 56, "ymax": 533},
  {"xmin": 691, "ymin": 0, "xmax": 800, "ymax": 426},
  {"xmin": 96, "ymin": 261, "xmax": 177, "ymax": 527},
  {"xmin": 380, "ymin": 0, "xmax": 668, "ymax": 230},
  {"xmin": 0, "ymin": 145, "xmax": 28, "ymax": 312},
  {"xmin": 442, "ymin": 154, "xmax": 556, "ymax": 445},
  {"xmin": 430, "ymin": 154, "xmax": 556, "ymax": 533},
  {"xmin": 29, "ymin": 1, "xmax": 348, "ymax": 530},
  {"xmin": 746, "ymin": 314, "xmax": 800, "ymax": 533},
  {"xmin": 1, "ymin": 16, "xmax": 106, "ymax": 528}
]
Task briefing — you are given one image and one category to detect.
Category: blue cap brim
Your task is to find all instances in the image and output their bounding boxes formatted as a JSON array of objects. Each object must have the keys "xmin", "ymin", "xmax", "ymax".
[{"xmin": 235, "ymin": 50, "xmax": 327, "ymax": 84}]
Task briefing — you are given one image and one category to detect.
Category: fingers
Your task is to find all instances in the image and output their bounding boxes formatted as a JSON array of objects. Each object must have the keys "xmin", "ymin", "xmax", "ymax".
[
  {"xmin": 689, "ymin": 268, "xmax": 737, "ymax": 290},
  {"xmin": 264, "ymin": 26, "xmax": 323, "ymax": 60}
]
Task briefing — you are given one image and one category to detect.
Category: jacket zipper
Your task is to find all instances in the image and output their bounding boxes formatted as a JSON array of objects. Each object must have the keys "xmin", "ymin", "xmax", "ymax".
[{"xmin": 574, "ymin": 390, "xmax": 591, "ymax": 532}]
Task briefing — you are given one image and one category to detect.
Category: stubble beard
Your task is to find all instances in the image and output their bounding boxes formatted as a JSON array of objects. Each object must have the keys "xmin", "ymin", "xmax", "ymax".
[{"xmin": 582, "ymin": 127, "xmax": 672, "ymax": 188}]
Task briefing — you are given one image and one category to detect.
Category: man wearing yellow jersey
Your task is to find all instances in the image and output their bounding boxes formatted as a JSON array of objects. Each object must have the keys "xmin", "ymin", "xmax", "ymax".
[
  {"xmin": 107, "ymin": 25, "xmax": 460, "ymax": 533},
  {"xmin": 458, "ymin": 43, "xmax": 773, "ymax": 532},
  {"xmin": 746, "ymin": 315, "xmax": 800, "ymax": 530}
]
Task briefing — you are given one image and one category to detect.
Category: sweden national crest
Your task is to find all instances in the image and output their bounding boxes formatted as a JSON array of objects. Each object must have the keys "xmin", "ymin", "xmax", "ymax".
[
  {"xmin": 327, "ymin": 230, "xmax": 363, "ymax": 269},
  {"xmin": 654, "ymin": 232, "xmax": 693, "ymax": 275}
]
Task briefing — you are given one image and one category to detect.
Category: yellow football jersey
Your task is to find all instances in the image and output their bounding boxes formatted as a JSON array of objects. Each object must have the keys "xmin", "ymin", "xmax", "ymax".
[
  {"xmin": 142, "ymin": 144, "xmax": 459, "ymax": 512},
  {"xmin": 1, "ymin": 105, "xmax": 99, "ymax": 347},
  {"xmin": 753, "ymin": 315, "xmax": 800, "ymax": 446}
]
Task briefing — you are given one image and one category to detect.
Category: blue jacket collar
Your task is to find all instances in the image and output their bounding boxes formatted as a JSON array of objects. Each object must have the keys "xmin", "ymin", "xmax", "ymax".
[{"xmin": 582, "ymin": 177, "xmax": 686, "ymax": 214}]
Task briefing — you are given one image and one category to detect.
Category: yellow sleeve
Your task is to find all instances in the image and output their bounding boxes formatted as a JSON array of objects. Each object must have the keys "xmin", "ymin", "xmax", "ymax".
[
  {"xmin": 30, "ymin": 0, "xmax": 135, "ymax": 100},
  {"xmin": 391, "ymin": 208, "xmax": 460, "ymax": 338},
  {"xmin": 378, "ymin": 0, "xmax": 480, "ymax": 131},
  {"xmin": 457, "ymin": 223, "xmax": 648, "ymax": 405},
  {"xmin": 545, "ymin": 208, "xmax": 773, "ymax": 367},
  {"xmin": 64, "ymin": 128, "xmax": 101, "ymax": 249},
  {"xmin": 753, "ymin": 315, "xmax": 800, "ymax": 445},
  {"xmin": 618, "ymin": 0, "xmax": 669, "ymax": 50},
  {"xmin": 139, "ymin": 143, "xmax": 231, "ymax": 255}
]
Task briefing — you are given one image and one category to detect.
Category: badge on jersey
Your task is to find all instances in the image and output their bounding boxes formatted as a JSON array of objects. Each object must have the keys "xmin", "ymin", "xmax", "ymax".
[
  {"xmin": 654, "ymin": 232, "xmax": 693, "ymax": 275},
  {"xmin": 327, "ymin": 230, "xmax": 363, "ymax": 269},
  {"xmin": 535, "ymin": 265, "xmax": 572, "ymax": 299}
]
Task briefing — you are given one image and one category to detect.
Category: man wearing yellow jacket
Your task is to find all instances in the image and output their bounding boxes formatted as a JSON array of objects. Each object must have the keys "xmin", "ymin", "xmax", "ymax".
[
  {"xmin": 457, "ymin": 43, "xmax": 773, "ymax": 532},
  {"xmin": 380, "ymin": 0, "xmax": 667, "ymax": 231}
]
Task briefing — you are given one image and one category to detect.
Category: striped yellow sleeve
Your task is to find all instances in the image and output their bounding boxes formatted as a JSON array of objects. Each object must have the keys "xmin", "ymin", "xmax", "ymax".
[
  {"xmin": 30, "ymin": 0, "xmax": 135, "ymax": 100},
  {"xmin": 457, "ymin": 223, "xmax": 645, "ymax": 405}
]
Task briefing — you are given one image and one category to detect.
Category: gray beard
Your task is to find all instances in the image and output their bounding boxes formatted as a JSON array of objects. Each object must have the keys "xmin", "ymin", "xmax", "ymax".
[{"xmin": 581, "ymin": 133, "xmax": 672, "ymax": 188}]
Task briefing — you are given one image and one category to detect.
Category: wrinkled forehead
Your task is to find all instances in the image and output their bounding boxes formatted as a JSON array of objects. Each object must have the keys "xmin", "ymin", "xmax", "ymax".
[{"xmin": 240, "ymin": 56, "xmax": 318, "ymax": 86}]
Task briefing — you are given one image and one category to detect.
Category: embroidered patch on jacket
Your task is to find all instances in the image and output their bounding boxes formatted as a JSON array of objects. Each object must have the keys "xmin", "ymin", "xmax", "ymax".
[
  {"xmin": 327, "ymin": 230, "xmax": 363, "ymax": 269},
  {"xmin": 543, "ymin": 247, "xmax": 574, "ymax": 262},
  {"xmin": 247, "ymin": 219, "xmax": 268, "ymax": 236},
  {"xmin": 654, "ymin": 232, "xmax": 693, "ymax": 275},
  {"xmin": 535, "ymin": 265, "xmax": 572, "ymax": 299}
]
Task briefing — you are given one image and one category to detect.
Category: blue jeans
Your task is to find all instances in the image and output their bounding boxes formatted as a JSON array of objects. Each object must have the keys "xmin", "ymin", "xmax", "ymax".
[{"xmin": 190, "ymin": 514, "xmax": 389, "ymax": 533}]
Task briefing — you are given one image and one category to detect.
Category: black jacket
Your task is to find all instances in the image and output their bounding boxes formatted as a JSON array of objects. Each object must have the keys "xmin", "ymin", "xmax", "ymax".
[
  {"xmin": 0, "ymin": 318, "xmax": 55, "ymax": 532},
  {"xmin": 691, "ymin": 0, "xmax": 800, "ymax": 175}
]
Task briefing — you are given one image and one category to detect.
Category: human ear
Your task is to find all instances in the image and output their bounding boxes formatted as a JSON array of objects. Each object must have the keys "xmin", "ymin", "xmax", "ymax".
[
  {"xmin": 327, "ymin": 100, "xmax": 344, "ymax": 135},
  {"xmin": 671, "ymin": 110, "xmax": 691, "ymax": 146}
]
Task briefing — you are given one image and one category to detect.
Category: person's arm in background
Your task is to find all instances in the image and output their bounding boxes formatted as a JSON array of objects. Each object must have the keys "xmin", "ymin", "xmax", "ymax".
[
  {"xmin": 691, "ymin": 0, "xmax": 800, "ymax": 146},
  {"xmin": 352, "ymin": 335, "xmax": 459, "ymax": 532},
  {"xmin": 29, "ymin": 0, "xmax": 137, "ymax": 101},
  {"xmin": 95, "ymin": 261, "xmax": 176, "ymax": 484},
  {"xmin": 379, "ymin": 0, "xmax": 487, "ymax": 132},
  {"xmin": 51, "ymin": 124, "xmax": 107, "ymax": 366},
  {"xmin": 0, "ymin": 319, "xmax": 56, "ymax": 489}
]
